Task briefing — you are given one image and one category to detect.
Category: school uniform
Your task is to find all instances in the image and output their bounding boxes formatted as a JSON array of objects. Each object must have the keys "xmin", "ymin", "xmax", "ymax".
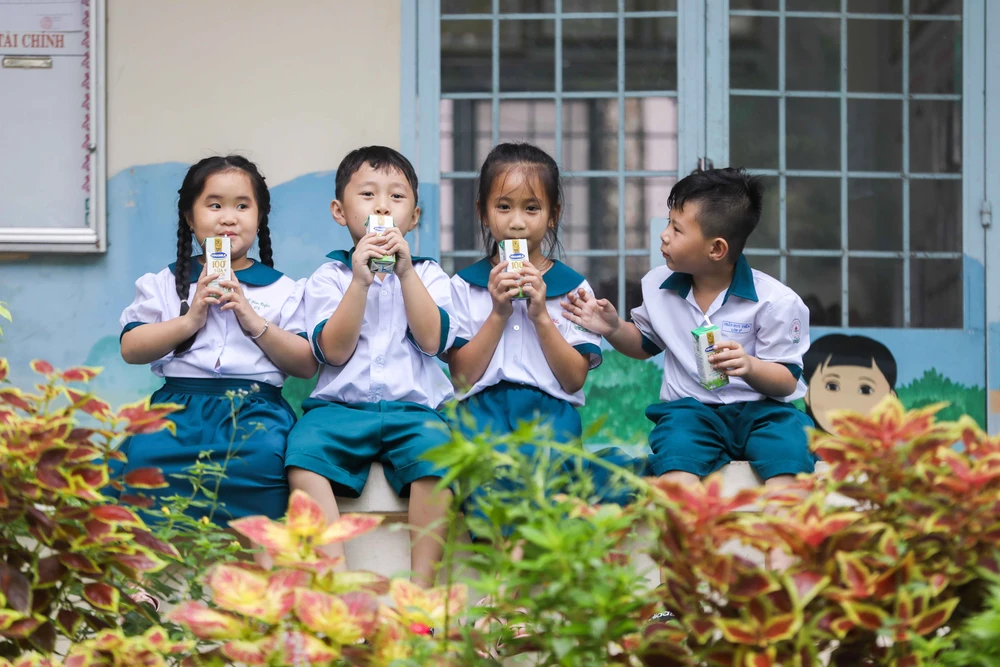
[
  {"xmin": 284, "ymin": 250, "xmax": 456, "ymax": 498},
  {"xmin": 633, "ymin": 255, "xmax": 816, "ymax": 481},
  {"xmin": 450, "ymin": 258, "xmax": 644, "ymax": 519},
  {"xmin": 115, "ymin": 259, "xmax": 306, "ymax": 521}
]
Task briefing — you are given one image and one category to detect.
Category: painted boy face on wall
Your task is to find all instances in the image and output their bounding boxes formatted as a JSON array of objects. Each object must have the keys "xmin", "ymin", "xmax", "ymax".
[{"xmin": 804, "ymin": 357, "xmax": 895, "ymax": 433}]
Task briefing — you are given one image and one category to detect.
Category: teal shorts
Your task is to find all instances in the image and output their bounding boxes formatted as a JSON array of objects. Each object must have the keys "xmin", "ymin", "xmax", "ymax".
[
  {"xmin": 646, "ymin": 398, "xmax": 816, "ymax": 481},
  {"xmin": 285, "ymin": 398, "xmax": 449, "ymax": 497}
]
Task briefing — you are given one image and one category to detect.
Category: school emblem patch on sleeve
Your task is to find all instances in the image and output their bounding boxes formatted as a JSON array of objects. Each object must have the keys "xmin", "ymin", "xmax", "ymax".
[{"xmin": 790, "ymin": 319, "xmax": 802, "ymax": 344}]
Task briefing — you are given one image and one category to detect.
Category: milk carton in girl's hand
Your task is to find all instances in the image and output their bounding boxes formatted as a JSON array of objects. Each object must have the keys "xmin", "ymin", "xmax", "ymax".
[
  {"xmin": 499, "ymin": 239, "xmax": 528, "ymax": 299},
  {"xmin": 205, "ymin": 236, "xmax": 231, "ymax": 291}
]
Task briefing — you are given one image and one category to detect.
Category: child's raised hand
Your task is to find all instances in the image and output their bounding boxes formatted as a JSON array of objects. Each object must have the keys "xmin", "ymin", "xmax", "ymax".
[
  {"xmin": 561, "ymin": 288, "xmax": 620, "ymax": 337},
  {"xmin": 488, "ymin": 260, "xmax": 519, "ymax": 318},
  {"xmin": 518, "ymin": 261, "xmax": 548, "ymax": 323},
  {"xmin": 351, "ymin": 233, "xmax": 387, "ymax": 287},
  {"xmin": 184, "ymin": 263, "xmax": 223, "ymax": 330},
  {"xmin": 377, "ymin": 227, "xmax": 413, "ymax": 277},
  {"xmin": 710, "ymin": 340, "xmax": 754, "ymax": 377},
  {"xmin": 218, "ymin": 274, "xmax": 267, "ymax": 338}
]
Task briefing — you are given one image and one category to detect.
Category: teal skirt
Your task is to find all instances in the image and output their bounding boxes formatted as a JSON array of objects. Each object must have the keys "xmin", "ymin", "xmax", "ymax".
[{"xmin": 110, "ymin": 377, "xmax": 292, "ymax": 522}]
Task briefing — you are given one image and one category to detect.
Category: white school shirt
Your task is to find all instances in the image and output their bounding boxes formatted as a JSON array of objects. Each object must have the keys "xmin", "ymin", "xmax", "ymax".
[
  {"xmin": 631, "ymin": 255, "xmax": 810, "ymax": 404},
  {"xmin": 304, "ymin": 250, "xmax": 456, "ymax": 409},
  {"xmin": 119, "ymin": 260, "xmax": 308, "ymax": 388},
  {"xmin": 450, "ymin": 259, "xmax": 603, "ymax": 407}
]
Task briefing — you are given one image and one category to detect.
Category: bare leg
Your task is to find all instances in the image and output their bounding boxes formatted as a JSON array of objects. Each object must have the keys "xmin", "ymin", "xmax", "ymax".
[
  {"xmin": 408, "ymin": 477, "xmax": 452, "ymax": 589},
  {"xmin": 659, "ymin": 470, "xmax": 700, "ymax": 487},
  {"xmin": 288, "ymin": 466, "xmax": 347, "ymax": 570}
]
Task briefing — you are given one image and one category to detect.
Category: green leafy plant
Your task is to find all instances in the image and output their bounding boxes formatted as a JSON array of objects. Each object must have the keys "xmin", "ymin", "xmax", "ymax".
[{"xmin": 0, "ymin": 303, "xmax": 10, "ymax": 337}]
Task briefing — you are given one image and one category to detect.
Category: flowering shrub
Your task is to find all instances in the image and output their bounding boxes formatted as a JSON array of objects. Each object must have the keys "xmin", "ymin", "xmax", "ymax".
[{"xmin": 0, "ymin": 359, "xmax": 182, "ymax": 657}]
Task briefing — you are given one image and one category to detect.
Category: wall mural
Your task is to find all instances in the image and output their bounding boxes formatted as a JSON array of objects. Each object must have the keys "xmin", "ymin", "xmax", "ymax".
[{"xmin": 0, "ymin": 163, "xmax": 987, "ymax": 449}]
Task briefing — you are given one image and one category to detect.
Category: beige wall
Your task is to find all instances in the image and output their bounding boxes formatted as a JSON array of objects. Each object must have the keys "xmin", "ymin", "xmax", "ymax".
[{"xmin": 106, "ymin": 0, "xmax": 401, "ymax": 184}]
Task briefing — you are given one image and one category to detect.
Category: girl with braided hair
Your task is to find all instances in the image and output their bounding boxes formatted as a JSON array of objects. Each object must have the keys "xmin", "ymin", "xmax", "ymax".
[{"xmin": 116, "ymin": 155, "xmax": 316, "ymax": 527}]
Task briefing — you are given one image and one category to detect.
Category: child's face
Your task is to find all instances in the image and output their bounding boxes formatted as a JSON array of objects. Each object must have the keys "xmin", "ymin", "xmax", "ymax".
[
  {"xmin": 331, "ymin": 163, "xmax": 420, "ymax": 242},
  {"xmin": 481, "ymin": 166, "xmax": 557, "ymax": 255},
  {"xmin": 805, "ymin": 358, "xmax": 894, "ymax": 433},
  {"xmin": 188, "ymin": 170, "xmax": 259, "ymax": 260},
  {"xmin": 660, "ymin": 200, "xmax": 715, "ymax": 274}
]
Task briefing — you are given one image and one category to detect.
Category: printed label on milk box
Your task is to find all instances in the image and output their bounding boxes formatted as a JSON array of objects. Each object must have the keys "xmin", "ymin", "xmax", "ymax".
[
  {"xmin": 365, "ymin": 214, "xmax": 396, "ymax": 274},
  {"xmin": 205, "ymin": 236, "xmax": 232, "ymax": 291},
  {"xmin": 499, "ymin": 239, "xmax": 528, "ymax": 299},
  {"xmin": 692, "ymin": 324, "xmax": 729, "ymax": 390}
]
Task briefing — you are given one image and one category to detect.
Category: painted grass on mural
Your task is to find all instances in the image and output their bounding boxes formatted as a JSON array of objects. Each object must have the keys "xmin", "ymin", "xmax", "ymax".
[{"xmin": 280, "ymin": 351, "xmax": 986, "ymax": 445}]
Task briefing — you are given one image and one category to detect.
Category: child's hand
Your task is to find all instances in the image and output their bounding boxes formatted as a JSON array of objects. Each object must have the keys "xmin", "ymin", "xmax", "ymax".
[
  {"xmin": 377, "ymin": 227, "xmax": 413, "ymax": 277},
  {"xmin": 519, "ymin": 261, "xmax": 548, "ymax": 323},
  {"xmin": 184, "ymin": 264, "xmax": 223, "ymax": 330},
  {"xmin": 710, "ymin": 340, "xmax": 755, "ymax": 377},
  {"xmin": 561, "ymin": 288, "xmax": 620, "ymax": 337},
  {"xmin": 351, "ymin": 233, "xmax": 386, "ymax": 288},
  {"xmin": 218, "ymin": 274, "xmax": 267, "ymax": 338},
  {"xmin": 488, "ymin": 260, "xmax": 519, "ymax": 319}
]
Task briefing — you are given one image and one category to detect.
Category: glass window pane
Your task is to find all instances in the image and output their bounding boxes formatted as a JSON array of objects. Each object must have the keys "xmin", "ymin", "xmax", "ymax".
[
  {"xmin": 564, "ymin": 19, "xmax": 618, "ymax": 92},
  {"xmin": 747, "ymin": 176, "xmax": 779, "ymax": 249},
  {"xmin": 442, "ymin": 20, "xmax": 492, "ymax": 93},
  {"xmin": 849, "ymin": 258, "xmax": 904, "ymax": 327},
  {"xmin": 787, "ymin": 98, "xmax": 840, "ymax": 171},
  {"xmin": 848, "ymin": 179, "xmax": 902, "ymax": 251},
  {"xmin": 625, "ymin": 177, "xmax": 674, "ymax": 249},
  {"xmin": 787, "ymin": 178, "xmax": 840, "ymax": 250},
  {"xmin": 441, "ymin": 100, "xmax": 490, "ymax": 172},
  {"xmin": 561, "ymin": 177, "xmax": 618, "ymax": 254},
  {"xmin": 622, "ymin": 97, "xmax": 678, "ymax": 171},
  {"xmin": 731, "ymin": 97, "xmax": 779, "ymax": 169},
  {"xmin": 730, "ymin": 16, "xmax": 779, "ymax": 90},
  {"xmin": 562, "ymin": 100, "xmax": 617, "ymax": 171},
  {"xmin": 440, "ymin": 178, "xmax": 482, "ymax": 255},
  {"xmin": 499, "ymin": 100, "xmax": 557, "ymax": 156},
  {"xmin": 912, "ymin": 0, "xmax": 961, "ymax": 14},
  {"xmin": 564, "ymin": 255, "xmax": 642, "ymax": 315},
  {"xmin": 731, "ymin": 0, "xmax": 779, "ymax": 9},
  {"xmin": 848, "ymin": 99, "xmax": 902, "ymax": 172},
  {"xmin": 911, "ymin": 259, "xmax": 962, "ymax": 328},
  {"xmin": 625, "ymin": 0, "xmax": 677, "ymax": 9},
  {"xmin": 565, "ymin": 0, "xmax": 617, "ymax": 10},
  {"xmin": 848, "ymin": 0, "xmax": 902, "ymax": 12},
  {"xmin": 910, "ymin": 101, "xmax": 961, "ymax": 173},
  {"xmin": 746, "ymin": 255, "xmax": 780, "ymax": 283},
  {"xmin": 625, "ymin": 17, "xmax": 677, "ymax": 91},
  {"xmin": 787, "ymin": 0, "xmax": 839, "ymax": 9},
  {"xmin": 500, "ymin": 21, "xmax": 554, "ymax": 91},
  {"xmin": 847, "ymin": 19, "xmax": 902, "ymax": 94},
  {"xmin": 786, "ymin": 18, "xmax": 840, "ymax": 91},
  {"xmin": 788, "ymin": 256, "xmax": 841, "ymax": 327},
  {"xmin": 910, "ymin": 20, "xmax": 960, "ymax": 94},
  {"xmin": 500, "ymin": 0, "xmax": 555, "ymax": 12},
  {"xmin": 911, "ymin": 179, "xmax": 961, "ymax": 253},
  {"xmin": 443, "ymin": 0, "xmax": 491, "ymax": 13}
]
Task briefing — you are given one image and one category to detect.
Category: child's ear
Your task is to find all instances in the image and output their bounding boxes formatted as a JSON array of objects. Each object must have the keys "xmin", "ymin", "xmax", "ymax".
[
  {"xmin": 407, "ymin": 206, "xmax": 422, "ymax": 233},
  {"xmin": 708, "ymin": 237, "xmax": 729, "ymax": 262},
  {"xmin": 549, "ymin": 203, "xmax": 562, "ymax": 227},
  {"xmin": 803, "ymin": 385, "xmax": 811, "ymax": 408},
  {"xmin": 330, "ymin": 199, "xmax": 348, "ymax": 228}
]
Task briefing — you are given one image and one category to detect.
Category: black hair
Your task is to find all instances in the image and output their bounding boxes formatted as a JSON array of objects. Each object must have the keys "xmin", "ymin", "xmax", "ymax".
[
  {"xmin": 173, "ymin": 154, "xmax": 272, "ymax": 354},
  {"xmin": 802, "ymin": 334, "xmax": 898, "ymax": 428},
  {"xmin": 335, "ymin": 146, "xmax": 419, "ymax": 205},
  {"xmin": 667, "ymin": 167, "xmax": 763, "ymax": 260},
  {"xmin": 476, "ymin": 142, "xmax": 563, "ymax": 259}
]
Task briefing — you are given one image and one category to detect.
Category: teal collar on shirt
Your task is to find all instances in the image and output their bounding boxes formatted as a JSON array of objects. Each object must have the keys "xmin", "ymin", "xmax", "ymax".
[
  {"xmin": 659, "ymin": 254, "xmax": 759, "ymax": 304},
  {"xmin": 169, "ymin": 257, "xmax": 284, "ymax": 287},
  {"xmin": 457, "ymin": 257, "xmax": 585, "ymax": 298},
  {"xmin": 325, "ymin": 249, "xmax": 437, "ymax": 265}
]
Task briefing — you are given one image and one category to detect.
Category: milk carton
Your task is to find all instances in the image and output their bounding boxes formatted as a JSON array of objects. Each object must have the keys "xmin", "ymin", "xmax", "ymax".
[
  {"xmin": 365, "ymin": 214, "xmax": 396, "ymax": 274},
  {"xmin": 204, "ymin": 236, "xmax": 231, "ymax": 291},
  {"xmin": 498, "ymin": 239, "xmax": 528, "ymax": 300},
  {"xmin": 692, "ymin": 322, "xmax": 729, "ymax": 390}
]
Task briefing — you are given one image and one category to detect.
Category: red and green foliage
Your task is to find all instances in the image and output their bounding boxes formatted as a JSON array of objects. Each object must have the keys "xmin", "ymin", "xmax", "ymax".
[{"xmin": 0, "ymin": 359, "xmax": 183, "ymax": 657}]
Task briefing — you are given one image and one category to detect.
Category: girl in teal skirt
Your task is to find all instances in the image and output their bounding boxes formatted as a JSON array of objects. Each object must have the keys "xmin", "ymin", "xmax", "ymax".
[{"xmin": 116, "ymin": 155, "xmax": 317, "ymax": 527}]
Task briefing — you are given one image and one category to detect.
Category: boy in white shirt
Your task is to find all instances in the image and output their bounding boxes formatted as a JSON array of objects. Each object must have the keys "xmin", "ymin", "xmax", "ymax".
[
  {"xmin": 285, "ymin": 146, "xmax": 456, "ymax": 588},
  {"xmin": 562, "ymin": 168, "xmax": 816, "ymax": 491}
]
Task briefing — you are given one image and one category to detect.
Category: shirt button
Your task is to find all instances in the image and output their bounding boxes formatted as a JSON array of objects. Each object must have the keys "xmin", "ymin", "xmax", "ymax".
[
  {"xmin": 513, "ymin": 325, "xmax": 520, "ymax": 331},
  {"xmin": 375, "ymin": 355, "xmax": 385, "ymax": 364},
  {"xmin": 513, "ymin": 356, "xmax": 519, "ymax": 363},
  {"xmin": 381, "ymin": 290, "xmax": 388, "ymax": 296},
  {"xmin": 380, "ymin": 327, "xmax": 387, "ymax": 332}
]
